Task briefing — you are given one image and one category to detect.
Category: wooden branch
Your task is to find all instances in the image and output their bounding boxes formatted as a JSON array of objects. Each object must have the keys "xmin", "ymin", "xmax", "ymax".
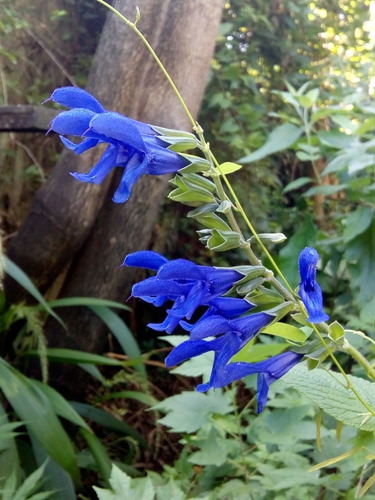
[{"xmin": 0, "ymin": 105, "xmax": 58, "ymax": 132}]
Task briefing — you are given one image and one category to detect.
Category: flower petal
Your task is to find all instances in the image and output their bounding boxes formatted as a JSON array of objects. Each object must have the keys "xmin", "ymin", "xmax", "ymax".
[
  {"xmin": 49, "ymin": 87, "xmax": 105, "ymax": 113},
  {"xmin": 70, "ymin": 144, "xmax": 119, "ymax": 185},
  {"xmin": 89, "ymin": 113, "xmax": 148, "ymax": 152},
  {"xmin": 298, "ymin": 247, "xmax": 329, "ymax": 324},
  {"xmin": 299, "ymin": 282, "xmax": 329, "ymax": 323},
  {"xmin": 123, "ymin": 251, "xmax": 169, "ymax": 270},
  {"xmin": 112, "ymin": 153, "xmax": 149, "ymax": 203},
  {"xmin": 49, "ymin": 109, "xmax": 96, "ymax": 136}
]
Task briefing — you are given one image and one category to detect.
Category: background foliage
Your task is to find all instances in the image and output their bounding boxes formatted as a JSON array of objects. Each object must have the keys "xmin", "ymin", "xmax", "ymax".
[{"xmin": 1, "ymin": 0, "xmax": 375, "ymax": 498}]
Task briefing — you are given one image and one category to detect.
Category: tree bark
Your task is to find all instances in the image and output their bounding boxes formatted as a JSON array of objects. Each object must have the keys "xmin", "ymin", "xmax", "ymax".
[{"xmin": 5, "ymin": 0, "xmax": 223, "ymax": 392}]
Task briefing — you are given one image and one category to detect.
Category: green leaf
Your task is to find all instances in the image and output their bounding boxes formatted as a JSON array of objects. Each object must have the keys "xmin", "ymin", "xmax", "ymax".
[
  {"xmin": 317, "ymin": 129, "xmax": 353, "ymax": 149},
  {"xmin": 296, "ymin": 150, "xmax": 320, "ymax": 162},
  {"xmin": 283, "ymin": 364, "xmax": 375, "ymax": 431},
  {"xmin": 282, "ymin": 176, "xmax": 312, "ymax": 194},
  {"xmin": 188, "ymin": 426, "xmax": 232, "ymax": 466},
  {"xmin": 261, "ymin": 322, "xmax": 307, "ymax": 342},
  {"xmin": 206, "ymin": 229, "xmax": 242, "ymax": 251},
  {"xmin": 93, "ymin": 465, "xmax": 155, "ymax": 500},
  {"xmin": 248, "ymin": 233, "xmax": 287, "ymax": 244},
  {"xmin": 232, "ymin": 342, "xmax": 290, "ymax": 363},
  {"xmin": 71, "ymin": 402, "xmax": 146, "ymax": 447},
  {"xmin": 356, "ymin": 116, "xmax": 375, "ymax": 136},
  {"xmin": 218, "ymin": 161, "xmax": 242, "ymax": 174},
  {"xmin": 89, "ymin": 306, "xmax": 146, "ymax": 378},
  {"xmin": 153, "ymin": 391, "xmax": 234, "ymax": 433},
  {"xmin": 25, "ymin": 348, "xmax": 124, "ymax": 366},
  {"xmin": 0, "ymin": 359, "xmax": 80, "ymax": 483},
  {"xmin": 30, "ymin": 440, "xmax": 75, "ymax": 500},
  {"xmin": 0, "ymin": 403, "xmax": 21, "ymax": 489},
  {"xmin": 343, "ymin": 206, "xmax": 373, "ymax": 243},
  {"xmin": 190, "ymin": 213, "xmax": 231, "ymax": 231},
  {"xmin": 32, "ymin": 380, "xmax": 91, "ymax": 431},
  {"xmin": 178, "ymin": 154, "xmax": 211, "ymax": 174},
  {"xmin": 239, "ymin": 124, "xmax": 303, "ymax": 164},
  {"xmin": 303, "ymin": 184, "xmax": 347, "ymax": 197},
  {"xmin": 9, "ymin": 461, "xmax": 50, "ymax": 500},
  {"xmin": 46, "ymin": 297, "xmax": 130, "ymax": 312},
  {"xmin": 296, "ymin": 88, "xmax": 319, "ymax": 108},
  {"xmin": 3, "ymin": 256, "xmax": 63, "ymax": 327},
  {"xmin": 80, "ymin": 428, "xmax": 112, "ymax": 487},
  {"xmin": 328, "ymin": 321, "xmax": 345, "ymax": 343},
  {"xmin": 345, "ymin": 218, "xmax": 375, "ymax": 323}
]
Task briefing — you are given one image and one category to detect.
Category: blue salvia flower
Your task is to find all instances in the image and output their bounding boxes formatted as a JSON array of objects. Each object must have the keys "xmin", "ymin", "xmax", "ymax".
[
  {"xmin": 47, "ymin": 87, "xmax": 188, "ymax": 203},
  {"xmin": 124, "ymin": 251, "xmax": 244, "ymax": 333},
  {"xmin": 298, "ymin": 247, "xmax": 329, "ymax": 324},
  {"xmin": 165, "ymin": 311, "xmax": 274, "ymax": 390},
  {"xmin": 180, "ymin": 296, "xmax": 254, "ymax": 332},
  {"xmin": 215, "ymin": 351, "xmax": 303, "ymax": 413},
  {"xmin": 125, "ymin": 250, "xmax": 303, "ymax": 412}
]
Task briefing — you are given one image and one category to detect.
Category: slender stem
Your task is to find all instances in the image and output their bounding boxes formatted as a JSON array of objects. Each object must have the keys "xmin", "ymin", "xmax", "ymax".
[
  {"xmin": 95, "ymin": 0, "xmax": 196, "ymax": 128},
  {"xmin": 343, "ymin": 340, "xmax": 375, "ymax": 380},
  {"xmin": 303, "ymin": 107, "xmax": 321, "ymax": 184},
  {"xmin": 196, "ymin": 126, "xmax": 295, "ymax": 298}
]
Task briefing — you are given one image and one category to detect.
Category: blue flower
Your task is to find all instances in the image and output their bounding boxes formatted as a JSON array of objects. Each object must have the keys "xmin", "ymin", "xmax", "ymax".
[
  {"xmin": 298, "ymin": 247, "xmax": 329, "ymax": 324},
  {"xmin": 165, "ymin": 311, "xmax": 274, "ymax": 389},
  {"xmin": 180, "ymin": 296, "xmax": 254, "ymax": 332},
  {"xmin": 47, "ymin": 87, "xmax": 188, "ymax": 203},
  {"xmin": 123, "ymin": 251, "xmax": 244, "ymax": 333},
  {"xmin": 217, "ymin": 351, "xmax": 303, "ymax": 413}
]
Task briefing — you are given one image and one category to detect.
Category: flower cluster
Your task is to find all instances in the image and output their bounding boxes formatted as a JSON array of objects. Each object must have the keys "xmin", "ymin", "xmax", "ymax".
[
  {"xmin": 47, "ymin": 87, "xmax": 188, "ymax": 203},
  {"xmin": 46, "ymin": 87, "xmax": 330, "ymax": 413},
  {"xmin": 125, "ymin": 250, "xmax": 303, "ymax": 413}
]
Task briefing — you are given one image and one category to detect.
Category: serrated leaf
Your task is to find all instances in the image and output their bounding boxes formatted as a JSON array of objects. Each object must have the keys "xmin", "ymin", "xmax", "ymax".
[
  {"xmin": 93, "ymin": 464, "xmax": 154, "ymax": 500},
  {"xmin": 153, "ymin": 391, "xmax": 234, "ymax": 433},
  {"xmin": 283, "ymin": 364, "xmax": 375, "ymax": 431},
  {"xmin": 188, "ymin": 427, "xmax": 231, "ymax": 466}
]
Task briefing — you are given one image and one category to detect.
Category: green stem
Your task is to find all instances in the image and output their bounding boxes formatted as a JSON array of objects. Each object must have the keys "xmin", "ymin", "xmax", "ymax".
[
  {"xmin": 303, "ymin": 107, "xmax": 321, "ymax": 185},
  {"xmin": 95, "ymin": 0, "xmax": 196, "ymax": 129},
  {"xmin": 196, "ymin": 126, "xmax": 295, "ymax": 300},
  {"xmin": 342, "ymin": 339, "xmax": 375, "ymax": 380}
]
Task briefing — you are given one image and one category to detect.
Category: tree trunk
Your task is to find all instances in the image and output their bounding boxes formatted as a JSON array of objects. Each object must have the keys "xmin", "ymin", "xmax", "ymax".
[{"xmin": 5, "ymin": 0, "xmax": 223, "ymax": 393}]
